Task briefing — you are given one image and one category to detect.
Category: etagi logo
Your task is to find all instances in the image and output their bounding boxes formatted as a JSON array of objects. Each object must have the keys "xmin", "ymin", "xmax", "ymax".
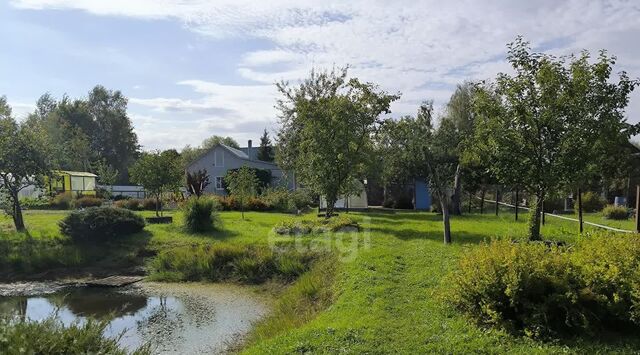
[{"xmin": 267, "ymin": 216, "xmax": 372, "ymax": 263}]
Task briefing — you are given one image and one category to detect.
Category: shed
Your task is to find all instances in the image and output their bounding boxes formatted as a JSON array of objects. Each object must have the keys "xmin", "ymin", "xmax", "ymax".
[
  {"xmin": 46, "ymin": 171, "xmax": 98, "ymax": 197},
  {"xmin": 319, "ymin": 180, "xmax": 368, "ymax": 210}
]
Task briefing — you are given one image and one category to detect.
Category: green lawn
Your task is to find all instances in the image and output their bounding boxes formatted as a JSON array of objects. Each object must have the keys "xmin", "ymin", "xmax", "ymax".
[{"xmin": 1, "ymin": 209, "xmax": 639, "ymax": 353}]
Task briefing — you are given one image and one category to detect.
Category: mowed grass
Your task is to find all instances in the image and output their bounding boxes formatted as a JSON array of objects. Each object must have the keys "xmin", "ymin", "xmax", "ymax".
[{"xmin": 2, "ymin": 209, "xmax": 639, "ymax": 353}]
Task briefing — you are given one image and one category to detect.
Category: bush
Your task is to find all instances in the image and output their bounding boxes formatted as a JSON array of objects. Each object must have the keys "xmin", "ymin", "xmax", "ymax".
[
  {"xmin": 50, "ymin": 193, "xmax": 72, "ymax": 210},
  {"xmin": 0, "ymin": 315, "xmax": 148, "ymax": 355},
  {"xmin": 141, "ymin": 198, "xmax": 160, "ymax": 211},
  {"xmin": 572, "ymin": 233, "xmax": 640, "ymax": 325},
  {"xmin": 182, "ymin": 197, "xmax": 220, "ymax": 233},
  {"xmin": 19, "ymin": 197, "xmax": 51, "ymax": 210},
  {"xmin": 72, "ymin": 196, "xmax": 104, "ymax": 209},
  {"xmin": 543, "ymin": 196, "xmax": 565, "ymax": 213},
  {"xmin": 393, "ymin": 195, "xmax": 414, "ymax": 209},
  {"xmin": 274, "ymin": 216, "xmax": 359, "ymax": 235},
  {"xmin": 448, "ymin": 234, "xmax": 640, "ymax": 338},
  {"xmin": 575, "ymin": 191, "xmax": 606, "ymax": 212},
  {"xmin": 602, "ymin": 205, "xmax": 629, "ymax": 220},
  {"xmin": 59, "ymin": 207, "xmax": 145, "ymax": 243},
  {"xmin": 113, "ymin": 194, "xmax": 130, "ymax": 201},
  {"xmin": 149, "ymin": 244, "xmax": 315, "ymax": 283},
  {"xmin": 261, "ymin": 188, "xmax": 314, "ymax": 213},
  {"xmin": 114, "ymin": 198, "xmax": 142, "ymax": 210}
]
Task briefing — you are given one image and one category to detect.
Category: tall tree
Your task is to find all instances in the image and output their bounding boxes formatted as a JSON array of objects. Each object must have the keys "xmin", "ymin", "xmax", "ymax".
[
  {"xmin": 276, "ymin": 67, "xmax": 399, "ymax": 217},
  {"xmin": 442, "ymin": 82, "xmax": 477, "ymax": 215},
  {"xmin": 378, "ymin": 102, "xmax": 457, "ymax": 244},
  {"xmin": 470, "ymin": 37, "xmax": 639, "ymax": 240},
  {"xmin": 257, "ymin": 129, "xmax": 274, "ymax": 162},
  {"xmin": 224, "ymin": 166, "xmax": 259, "ymax": 220},
  {"xmin": 0, "ymin": 97, "xmax": 51, "ymax": 231},
  {"xmin": 202, "ymin": 135, "xmax": 240, "ymax": 150},
  {"xmin": 88, "ymin": 86, "xmax": 139, "ymax": 184},
  {"xmin": 130, "ymin": 150, "xmax": 182, "ymax": 217}
]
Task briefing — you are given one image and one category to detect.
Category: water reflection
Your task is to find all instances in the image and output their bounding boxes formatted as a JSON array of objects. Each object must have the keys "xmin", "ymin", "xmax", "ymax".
[{"xmin": 0, "ymin": 283, "xmax": 268, "ymax": 354}]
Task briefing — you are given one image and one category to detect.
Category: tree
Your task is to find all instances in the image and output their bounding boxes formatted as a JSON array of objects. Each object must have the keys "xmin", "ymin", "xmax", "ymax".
[
  {"xmin": 130, "ymin": 150, "xmax": 182, "ymax": 217},
  {"xmin": 0, "ymin": 97, "xmax": 51, "ymax": 231},
  {"xmin": 470, "ymin": 37, "xmax": 639, "ymax": 240},
  {"xmin": 257, "ymin": 129, "xmax": 274, "ymax": 162},
  {"xmin": 186, "ymin": 169, "xmax": 210, "ymax": 197},
  {"xmin": 276, "ymin": 67, "xmax": 399, "ymax": 217},
  {"xmin": 224, "ymin": 166, "xmax": 259, "ymax": 220},
  {"xmin": 441, "ymin": 82, "xmax": 477, "ymax": 215},
  {"xmin": 378, "ymin": 102, "xmax": 457, "ymax": 244},
  {"xmin": 88, "ymin": 86, "xmax": 140, "ymax": 184},
  {"xmin": 202, "ymin": 135, "xmax": 240, "ymax": 150}
]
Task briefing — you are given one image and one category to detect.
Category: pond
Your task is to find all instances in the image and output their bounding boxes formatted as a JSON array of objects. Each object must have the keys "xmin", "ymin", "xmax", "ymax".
[{"xmin": 0, "ymin": 282, "xmax": 269, "ymax": 354}]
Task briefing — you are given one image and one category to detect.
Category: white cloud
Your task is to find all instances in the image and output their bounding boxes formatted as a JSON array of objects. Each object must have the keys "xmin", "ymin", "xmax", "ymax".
[{"xmin": 11, "ymin": 0, "xmax": 640, "ymax": 149}]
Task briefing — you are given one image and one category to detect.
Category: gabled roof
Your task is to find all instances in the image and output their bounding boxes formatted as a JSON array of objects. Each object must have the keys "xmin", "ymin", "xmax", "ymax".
[
  {"xmin": 56, "ymin": 170, "xmax": 98, "ymax": 177},
  {"xmin": 187, "ymin": 143, "xmax": 279, "ymax": 169}
]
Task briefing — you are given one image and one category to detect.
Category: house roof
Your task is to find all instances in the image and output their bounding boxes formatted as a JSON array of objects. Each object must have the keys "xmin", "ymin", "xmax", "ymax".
[
  {"xmin": 187, "ymin": 143, "xmax": 279, "ymax": 169},
  {"xmin": 57, "ymin": 170, "xmax": 98, "ymax": 177}
]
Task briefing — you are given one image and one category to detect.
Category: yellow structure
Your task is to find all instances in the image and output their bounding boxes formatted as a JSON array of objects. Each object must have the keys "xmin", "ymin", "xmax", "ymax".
[{"xmin": 46, "ymin": 171, "xmax": 98, "ymax": 197}]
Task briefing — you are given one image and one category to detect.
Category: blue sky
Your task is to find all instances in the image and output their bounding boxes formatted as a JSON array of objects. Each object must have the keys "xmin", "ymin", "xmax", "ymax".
[{"xmin": 2, "ymin": 0, "xmax": 639, "ymax": 150}]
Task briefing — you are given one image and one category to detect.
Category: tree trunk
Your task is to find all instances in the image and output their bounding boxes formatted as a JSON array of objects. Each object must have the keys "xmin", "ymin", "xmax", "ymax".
[
  {"xmin": 527, "ymin": 191, "xmax": 544, "ymax": 241},
  {"xmin": 155, "ymin": 195, "xmax": 160, "ymax": 217},
  {"xmin": 480, "ymin": 188, "xmax": 485, "ymax": 214},
  {"xmin": 451, "ymin": 164, "xmax": 462, "ymax": 215},
  {"xmin": 440, "ymin": 198, "xmax": 451, "ymax": 244},
  {"xmin": 325, "ymin": 198, "xmax": 336, "ymax": 218},
  {"xmin": 11, "ymin": 192, "xmax": 26, "ymax": 232},
  {"xmin": 578, "ymin": 188, "xmax": 583, "ymax": 233}
]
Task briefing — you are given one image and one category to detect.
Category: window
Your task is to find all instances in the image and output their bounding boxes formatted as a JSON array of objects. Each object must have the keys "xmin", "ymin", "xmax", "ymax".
[
  {"xmin": 214, "ymin": 151, "xmax": 224, "ymax": 167},
  {"xmin": 215, "ymin": 176, "xmax": 223, "ymax": 190}
]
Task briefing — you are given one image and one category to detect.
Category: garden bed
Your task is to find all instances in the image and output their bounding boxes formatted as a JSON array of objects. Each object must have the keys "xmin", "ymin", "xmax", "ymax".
[{"xmin": 145, "ymin": 216, "xmax": 173, "ymax": 224}]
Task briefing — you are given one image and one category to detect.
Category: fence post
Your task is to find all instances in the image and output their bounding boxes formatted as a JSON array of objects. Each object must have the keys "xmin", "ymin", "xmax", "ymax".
[
  {"xmin": 515, "ymin": 188, "xmax": 519, "ymax": 221},
  {"xmin": 636, "ymin": 185, "xmax": 640, "ymax": 233},
  {"xmin": 495, "ymin": 188, "xmax": 499, "ymax": 216},
  {"xmin": 578, "ymin": 188, "xmax": 584, "ymax": 233},
  {"xmin": 541, "ymin": 199, "xmax": 545, "ymax": 225},
  {"xmin": 468, "ymin": 192, "xmax": 472, "ymax": 213},
  {"xmin": 480, "ymin": 189, "xmax": 485, "ymax": 214}
]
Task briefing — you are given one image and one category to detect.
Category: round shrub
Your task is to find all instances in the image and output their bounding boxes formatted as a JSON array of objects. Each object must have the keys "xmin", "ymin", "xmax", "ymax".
[
  {"xmin": 50, "ymin": 193, "xmax": 72, "ymax": 210},
  {"xmin": 448, "ymin": 234, "xmax": 640, "ymax": 338},
  {"xmin": 575, "ymin": 191, "xmax": 606, "ymax": 212},
  {"xmin": 602, "ymin": 205, "xmax": 629, "ymax": 220},
  {"xmin": 72, "ymin": 196, "xmax": 104, "ymax": 209},
  {"xmin": 182, "ymin": 197, "xmax": 220, "ymax": 233},
  {"xmin": 142, "ymin": 198, "xmax": 161, "ymax": 211},
  {"xmin": 59, "ymin": 207, "xmax": 145, "ymax": 243}
]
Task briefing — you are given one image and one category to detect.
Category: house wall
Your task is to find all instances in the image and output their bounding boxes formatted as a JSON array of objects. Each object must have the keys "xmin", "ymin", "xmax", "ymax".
[{"xmin": 187, "ymin": 146, "xmax": 293, "ymax": 195}]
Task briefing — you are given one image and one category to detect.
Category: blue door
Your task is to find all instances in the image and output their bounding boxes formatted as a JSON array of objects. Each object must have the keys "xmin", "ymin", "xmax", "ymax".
[{"xmin": 414, "ymin": 179, "xmax": 431, "ymax": 210}]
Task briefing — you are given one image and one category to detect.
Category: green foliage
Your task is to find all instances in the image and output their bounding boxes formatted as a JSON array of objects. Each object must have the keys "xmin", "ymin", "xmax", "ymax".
[
  {"xmin": 186, "ymin": 169, "xmax": 210, "ymax": 197},
  {"xmin": 181, "ymin": 197, "xmax": 220, "ymax": 233},
  {"xmin": 19, "ymin": 196, "xmax": 51, "ymax": 210},
  {"xmin": 0, "ymin": 315, "xmax": 148, "ymax": 355},
  {"xmin": 257, "ymin": 128, "xmax": 275, "ymax": 162},
  {"xmin": 130, "ymin": 150, "xmax": 182, "ymax": 216},
  {"xmin": 470, "ymin": 37, "xmax": 639, "ymax": 241},
  {"xmin": 576, "ymin": 191, "xmax": 606, "ymax": 212},
  {"xmin": 224, "ymin": 167, "xmax": 271, "ymax": 193},
  {"xmin": 72, "ymin": 196, "xmax": 104, "ymax": 208},
  {"xmin": 276, "ymin": 67, "xmax": 399, "ymax": 217},
  {"xmin": 50, "ymin": 193, "xmax": 72, "ymax": 210},
  {"xmin": 260, "ymin": 188, "xmax": 313, "ymax": 213},
  {"xmin": 273, "ymin": 216, "xmax": 359, "ymax": 235},
  {"xmin": 448, "ymin": 234, "xmax": 640, "ymax": 338},
  {"xmin": 0, "ymin": 98, "xmax": 52, "ymax": 230},
  {"xmin": 149, "ymin": 244, "xmax": 315, "ymax": 283},
  {"xmin": 225, "ymin": 166, "xmax": 260, "ymax": 219},
  {"xmin": 0, "ymin": 234, "xmax": 82, "ymax": 274},
  {"xmin": 602, "ymin": 205, "xmax": 629, "ymax": 220},
  {"xmin": 59, "ymin": 207, "xmax": 145, "ymax": 243}
]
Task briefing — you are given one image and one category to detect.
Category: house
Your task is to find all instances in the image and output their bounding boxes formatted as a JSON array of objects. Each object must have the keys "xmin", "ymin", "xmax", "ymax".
[
  {"xmin": 45, "ymin": 170, "xmax": 98, "ymax": 197},
  {"xmin": 366, "ymin": 177, "xmax": 432, "ymax": 210},
  {"xmin": 186, "ymin": 140, "xmax": 294, "ymax": 195}
]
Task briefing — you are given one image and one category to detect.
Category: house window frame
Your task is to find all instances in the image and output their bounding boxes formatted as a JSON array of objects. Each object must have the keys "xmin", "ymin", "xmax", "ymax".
[
  {"xmin": 215, "ymin": 176, "xmax": 224, "ymax": 190},
  {"xmin": 214, "ymin": 151, "xmax": 224, "ymax": 167}
]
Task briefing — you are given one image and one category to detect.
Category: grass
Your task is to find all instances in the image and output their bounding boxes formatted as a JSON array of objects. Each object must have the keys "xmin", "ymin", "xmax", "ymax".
[{"xmin": 1, "ymin": 208, "xmax": 640, "ymax": 353}]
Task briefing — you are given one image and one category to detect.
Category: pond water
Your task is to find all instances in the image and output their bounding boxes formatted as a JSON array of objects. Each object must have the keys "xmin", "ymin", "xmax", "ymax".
[{"xmin": 0, "ymin": 282, "xmax": 269, "ymax": 354}]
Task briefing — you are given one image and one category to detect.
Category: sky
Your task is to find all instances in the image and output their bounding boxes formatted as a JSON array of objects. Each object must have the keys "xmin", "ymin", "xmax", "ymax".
[{"xmin": 1, "ymin": 0, "xmax": 639, "ymax": 150}]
